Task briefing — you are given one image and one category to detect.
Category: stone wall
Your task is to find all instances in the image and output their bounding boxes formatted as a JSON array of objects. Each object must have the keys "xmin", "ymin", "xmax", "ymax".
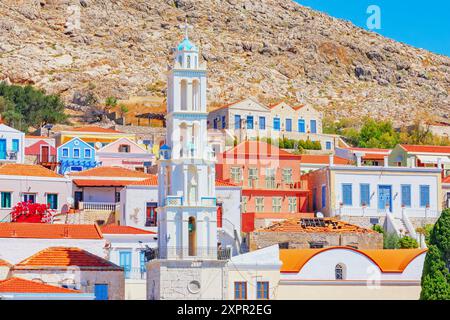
[
  {"xmin": 54, "ymin": 211, "xmax": 116, "ymax": 225},
  {"xmin": 249, "ymin": 231, "xmax": 383, "ymax": 251},
  {"xmin": 147, "ymin": 259, "xmax": 228, "ymax": 300},
  {"xmin": 339, "ymin": 216, "xmax": 386, "ymax": 229}
]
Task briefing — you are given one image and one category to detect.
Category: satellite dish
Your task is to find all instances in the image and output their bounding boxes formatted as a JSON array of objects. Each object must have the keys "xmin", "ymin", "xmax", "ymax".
[
  {"xmin": 316, "ymin": 212, "xmax": 324, "ymax": 218},
  {"xmin": 67, "ymin": 197, "xmax": 74, "ymax": 206},
  {"xmin": 95, "ymin": 142, "xmax": 103, "ymax": 149}
]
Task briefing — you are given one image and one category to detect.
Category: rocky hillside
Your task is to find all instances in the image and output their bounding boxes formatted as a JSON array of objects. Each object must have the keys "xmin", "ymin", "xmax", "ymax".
[{"xmin": 0, "ymin": 0, "xmax": 449, "ymax": 125}]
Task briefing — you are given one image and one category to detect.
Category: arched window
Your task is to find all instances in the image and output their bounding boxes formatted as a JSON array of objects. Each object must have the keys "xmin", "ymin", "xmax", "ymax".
[
  {"xmin": 335, "ymin": 264, "xmax": 344, "ymax": 280},
  {"xmin": 178, "ymin": 55, "xmax": 182, "ymax": 67},
  {"xmin": 180, "ymin": 80, "xmax": 187, "ymax": 111},
  {"xmin": 188, "ymin": 216, "xmax": 197, "ymax": 256},
  {"xmin": 192, "ymin": 80, "xmax": 200, "ymax": 111},
  {"xmin": 187, "ymin": 56, "xmax": 191, "ymax": 68}
]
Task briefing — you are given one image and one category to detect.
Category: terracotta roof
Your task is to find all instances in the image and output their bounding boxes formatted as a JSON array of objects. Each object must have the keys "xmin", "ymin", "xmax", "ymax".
[
  {"xmin": 14, "ymin": 247, "xmax": 122, "ymax": 270},
  {"xmin": 0, "ymin": 223, "xmax": 103, "ymax": 239},
  {"xmin": 299, "ymin": 155, "xmax": 350, "ymax": 165},
  {"xmin": 256, "ymin": 218, "xmax": 375, "ymax": 233},
  {"xmin": 25, "ymin": 135, "xmax": 52, "ymax": 139},
  {"xmin": 443, "ymin": 176, "xmax": 450, "ymax": 184},
  {"xmin": 0, "ymin": 277, "xmax": 82, "ymax": 294},
  {"xmin": 280, "ymin": 247, "xmax": 427, "ymax": 273},
  {"xmin": 215, "ymin": 179, "xmax": 238, "ymax": 187},
  {"xmin": 0, "ymin": 259, "xmax": 11, "ymax": 267},
  {"xmin": 73, "ymin": 179, "xmax": 139, "ymax": 187},
  {"xmin": 69, "ymin": 126, "xmax": 123, "ymax": 133},
  {"xmin": 346, "ymin": 147, "xmax": 391, "ymax": 154},
  {"xmin": 69, "ymin": 166, "xmax": 151, "ymax": 178},
  {"xmin": 293, "ymin": 105, "xmax": 305, "ymax": 111},
  {"xmin": 362, "ymin": 153, "xmax": 387, "ymax": 161},
  {"xmin": 224, "ymin": 141, "xmax": 301, "ymax": 159},
  {"xmin": 24, "ymin": 140, "xmax": 57, "ymax": 156},
  {"xmin": 129, "ymin": 176, "xmax": 159, "ymax": 186},
  {"xmin": 101, "ymin": 224, "xmax": 156, "ymax": 235},
  {"xmin": 399, "ymin": 144, "xmax": 450, "ymax": 154},
  {"xmin": 0, "ymin": 164, "xmax": 63, "ymax": 178}
]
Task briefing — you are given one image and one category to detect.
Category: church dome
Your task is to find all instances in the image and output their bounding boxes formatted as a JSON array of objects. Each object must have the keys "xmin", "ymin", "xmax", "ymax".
[{"xmin": 177, "ymin": 38, "xmax": 198, "ymax": 51}]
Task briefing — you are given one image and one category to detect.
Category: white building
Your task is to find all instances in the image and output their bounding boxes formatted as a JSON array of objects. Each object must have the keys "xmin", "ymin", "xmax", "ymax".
[{"xmin": 0, "ymin": 123, "xmax": 25, "ymax": 164}]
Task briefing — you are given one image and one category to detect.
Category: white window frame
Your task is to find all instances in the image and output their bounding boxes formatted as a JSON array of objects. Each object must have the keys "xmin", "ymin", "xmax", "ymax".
[
  {"xmin": 272, "ymin": 197, "xmax": 282, "ymax": 212},
  {"xmin": 255, "ymin": 197, "xmax": 264, "ymax": 213},
  {"xmin": 73, "ymin": 148, "xmax": 80, "ymax": 158},
  {"xmin": 288, "ymin": 197, "xmax": 297, "ymax": 213}
]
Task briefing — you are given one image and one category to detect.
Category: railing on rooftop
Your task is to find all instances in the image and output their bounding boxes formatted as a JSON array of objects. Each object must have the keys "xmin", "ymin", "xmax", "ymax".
[
  {"xmin": 124, "ymin": 267, "xmax": 146, "ymax": 280},
  {"xmin": 80, "ymin": 202, "xmax": 118, "ymax": 212},
  {"xmin": 145, "ymin": 247, "xmax": 231, "ymax": 261}
]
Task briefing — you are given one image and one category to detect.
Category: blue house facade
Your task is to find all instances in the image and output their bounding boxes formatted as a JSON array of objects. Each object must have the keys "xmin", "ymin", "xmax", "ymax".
[{"xmin": 57, "ymin": 137, "xmax": 100, "ymax": 174}]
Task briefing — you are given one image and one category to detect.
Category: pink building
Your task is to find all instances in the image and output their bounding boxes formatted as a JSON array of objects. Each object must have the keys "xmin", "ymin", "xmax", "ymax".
[{"xmin": 96, "ymin": 138, "xmax": 154, "ymax": 172}]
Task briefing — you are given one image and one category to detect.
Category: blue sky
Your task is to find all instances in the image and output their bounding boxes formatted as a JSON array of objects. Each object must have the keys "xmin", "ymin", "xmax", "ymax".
[{"xmin": 295, "ymin": 0, "xmax": 450, "ymax": 57}]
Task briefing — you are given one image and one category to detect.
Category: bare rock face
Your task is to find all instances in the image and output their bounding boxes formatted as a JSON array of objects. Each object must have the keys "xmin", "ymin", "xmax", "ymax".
[{"xmin": 0, "ymin": 0, "xmax": 449, "ymax": 125}]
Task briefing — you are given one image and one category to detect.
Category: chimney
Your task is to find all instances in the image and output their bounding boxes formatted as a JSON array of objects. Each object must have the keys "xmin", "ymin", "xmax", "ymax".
[
  {"xmin": 384, "ymin": 156, "xmax": 389, "ymax": 167},
  {"xmin": 329, "ymin": 154, "xmax": 334, "ymax": 166}
]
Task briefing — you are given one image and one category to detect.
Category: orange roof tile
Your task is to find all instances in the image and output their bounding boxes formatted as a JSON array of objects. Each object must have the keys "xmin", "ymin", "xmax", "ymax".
[
  {"xmin": 0, "ymin": 277, "xmax": 82, "ymax": 294},
  {"xmin": 280, "ymin": 247, "xmax": 427, "ymax": 273},
  {"xmin": 215, "ymin": 179, "xmax": 238, "ymax": 187},
  {"xmin": 256, "ymin": 218, "xmax": 374, "ymax": 233},
  {"xmin": 69, "ymin": 166, "xmax": 151, "ymax": 178},
  {"xmin": 128, "ymin": 176, "xmax": 237, "ymax": 187},
  {"xmin": 299, "ymin": 155, "xmax": 350, "ymax": 165},
  {"xmin": 14, "ymin": 247, "xmax": 122, "ymax": 270},
  {"xmin": 253, "ymin": 212, "xmax": 315, "ymax": 220},
  {"xmin": 69, "ymin": 126, "xmax": 123, "ymax": 133},
  {"xmin": 443, "ymin": 176, "xmax": 450, "ymax": 184},
  {"xmin": 0, "ymin": 259, "xmax": 11, "ymax": 267},
  {"xmin": 0, "ymin": 223, "xmax": 103, "ymax": 239},
  {"xmin": 224, "ymin": 141, "xmax": 302, "ymax": 159},
  {"xmin": 362, "ymin": 153, "xmax": 387, "ymax": 161},
  {"xmin": 101, "ymin": 224, "xmax": 156, "ymax": 235},
  {"xmin": 346, "ymin": 147, "xmax": 391, "ymax": 154},
  {"xmin": 399, "ymin": 144, "xmax": 450, "ymax": 154},
  {"xmin": 73, "ymin": 179, "xmax": 140, "ymax": 187},
  {"xmin": 293, "ymin": 105, "xmax": 306, "ymax": 111},
  {"xmin": 0, "ymin": 164, "xmax": 63, "ymax": 178}
]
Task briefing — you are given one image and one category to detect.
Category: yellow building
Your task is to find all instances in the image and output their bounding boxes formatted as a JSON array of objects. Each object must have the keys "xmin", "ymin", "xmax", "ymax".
[{"xmin": 55, "ymin": 126, "xmax": 136, "ymax": 148}]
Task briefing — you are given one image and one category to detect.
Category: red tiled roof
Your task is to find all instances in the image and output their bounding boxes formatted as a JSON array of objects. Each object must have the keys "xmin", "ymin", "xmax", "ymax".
[
  {"xmin": 0, "ymin": 223, "xmax": 103, "ymax": 239},
  {"xmin": 0, "ymin": 277, "xmax": 82, "ymax": 294},
  {"xmin": 299, "ymin": 154, "xmax": 350, "ymax": 165},
  {"xmin": 280, "ymin": 247, "xmax": 427, "ymax": 273},
  {"xmin": 293, "ymin": 105, "xmax": 306, "ymax": 111},
  {"xmin": 73, "ymin": 179, "xmax": 139, "ymax": 187},
  {"xmin": 346, "ymin": 147, "xmax": 391, "ymax": 154},
  {"xmin": 443, "ymin": 176, "xmax": 450, "ymax": 184},
  {"xmin": 69, "ymin": 166, "xmax": 151, "ymax": 178},
  {"xmin": 224, "ymin": 141, "xmax": 301, "ymax": 159},
  {"xmin": 256, "ymin": 218, "xmax": 375, "ymax": 233},
  {"xmin": 24, "ymin": 140, "xmax": 57, "ymax": 156},
  {"xmin": 399, "ymin": 144, "xmax": 450, "ymax": 154},
  {"xmin": 0, "ymin": 164, "xmax": 63, "ymax": 178},
  {"xmin": 69, "ymin": 126, "xmax": 123, "ymax": 133},
  {"xmin": 362, "ymin": 153, "xmax": 387, "ymax": 161},
  {"xmin": 14, "ymin": 247, "xmax": 122, "ymax": 270},
  {"xmin": 101, "ymin": 224, "xmax": 156, "ymax": 235},
  {"xmin": 0, "ymin": 259, "xmax": 11, "ymax": 267},
  {"xmin": 215, "ymin": 179, "xmax": 238, "ymax": 187}
]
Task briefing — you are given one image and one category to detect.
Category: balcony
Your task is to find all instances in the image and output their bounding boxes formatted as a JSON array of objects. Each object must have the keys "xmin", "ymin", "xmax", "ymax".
[
  {"xmin": 244, "ymin": 179, "xmax": 308, "ymax": 191},
  {"xmin": 79, "ymin": 202, "xmax": 119, "ymax": 212},
  {"xmin": 164, "ymin": 196, "xmax": 217, "ymax": 207},
  {"xmin": 146, "ymin": 247, "xmax": 231, "ymax": 261},
  {"xmin": 0, "ymin": 151, "xmax": 18, "ymax": 162},
  {"xmin": 124, "ymin": 267, "xmax": 147, "ymax": 280},
  {"xmin": 165, "ymin": 196, "xmax": 183, "ymax": 206},
  {"xmin": 201, "ymin": 197, "xmax": 217, "ymax": 207}
]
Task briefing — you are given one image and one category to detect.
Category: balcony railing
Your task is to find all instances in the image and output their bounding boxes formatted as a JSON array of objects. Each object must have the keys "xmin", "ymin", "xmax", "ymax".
[
  {"xmin": 201, "ymin": 197, "xmax": 217, "ymax": 207},
  {"xmin": 80, "ymin": 202, "xmax": 118, "ymax": 212},
  {"xmin": 0, "ymin": 151, "xmax": 18, "ymax": 161},
  {"xmin": 146, "ymin": 247, "xmax": 231, "ymax": 261},
  {"xmin": 165, "ymin": 196, "xmax": 183, "ymax": 206},
  {"xmin": 124, "ymin": 267, "xmax": 146, "ymax": 280}
]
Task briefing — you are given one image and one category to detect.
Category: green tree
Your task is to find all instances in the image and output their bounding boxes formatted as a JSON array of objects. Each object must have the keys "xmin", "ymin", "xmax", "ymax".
[
  {"xmin": 420, "ymin": 208, "xmax": 450, "ymax": 300},
  {"xmin": 372, "ymin": 224, "xmax": 384, "ymax": 234},
  {"xmin": 119, "ymin": 103, "xmax": 129, "ymax": 118},
  {"xmin": 383, "ymin": 233, "xmax": 400, "ymax": 249}
]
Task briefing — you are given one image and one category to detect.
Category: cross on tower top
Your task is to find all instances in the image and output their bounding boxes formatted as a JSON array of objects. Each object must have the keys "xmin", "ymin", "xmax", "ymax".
[{"xmin": 179, "ymin": 18, "xmax": 193, "ymax": 39}]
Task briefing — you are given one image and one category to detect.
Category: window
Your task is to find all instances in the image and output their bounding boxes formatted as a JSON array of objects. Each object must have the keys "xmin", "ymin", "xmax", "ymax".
[
  {"xmin": 257, "ymin": 282, "xmax": 269, "ymax": 300},
  {"xmin": 360, "ymin": 184, "xmax": 370, "ymax": 206},
  {"xmin": 321, "ymin": 185, "xmax": 326, "ymax": 208},
  {"xmin": 326, "ymin": 141, "xmax": 332, "ymax": 150},
  {"xmin": 12, "ymin": 139, "xmax": 19, "ymax": 152},
  {"xmin": 47, "ymin": 194, "xmax": 58, "ymax": 210},
  {"xmin": 282, "ymin": 168, "xmax": 292, "ymax": 184},
  {"xmin": 288, "ymin": 197, "xmax": 297, "ymax": 213},
  {"xmin": 310, "ymin": 120, "xmax": 317, "ymax": 133},
  {"xmin": 273, "ymin": 118, "xmax": 280, "ymax": 131},
  {"xmin": 420, "ymin": 185, "xmax": 430, "ymax": 208},
  {"xmin": 231, "ymin": 167, "xmax": 242, "ymax": 183},
  {"xmin": 146, "ymin": 202, "xmax": 158, "ymax": 226},
  {"xmin": 272, "ymin": 197, "xmax": 282, "ymax": 212},
  {"xmin": 115, "ymin": 192, "xmax": 120, "ymax": 203},
  {"xmin": 84, "ymin": 149, "xmax": 91, "ymax": 158},
  {"xmin": 298, "ymin": 119, "xmax": 305, "ymax": 133},
  {"xmin": 248, "ymin": 167, "xmax": 258, "ymax": 188},
  {"xmin": 119, "ymin": 145, "xmax": 130, "ymax": 153},
  {"xmin": 265, "ymin": 168, "xmax": 276, "ymax": 188},
  {"xmin": 255, "ymin": 197, "xmax": 264, "ymax": 212},
  {"xmin": 335, "ymin": 264, "xmax": 344, "ymax": 280},
  {"xmin": 246, "ymin": 116, "xmax": 254, "ymax": 129},
  {"xmin": 140, "ymin": 251, "xmax": 146, "ymax": 274},
  {"xmin": 241, "ymin": 196, "xmax": 248, "ymax": 213},
  {"xmin": 286, "ymin": 118, "xmax": 292, "ymax": 132},
  {"xmin": 73, "ymin": 148, "xmax": 80, "ymax": 158},
  {"xmin": 234, "ymin": 282, "xmax": 247, "ymax": 300},
  {"xmin": 221, "ymin": 116, "xmax": 226, "ymax": 129},
  {"xmin": 213, "ymin": 118, "xmax": 218, "ymax": 129},
  {"xmin": 259, "ymin": 116, "xmax": 266, "ymax": 130},
  {"xmin": 234, "ymin": 115, "xmax": 241, "ymax": 129},
  {"xmin": 22, "ymin": 193, "xmax": 35, "ymax": 203},
  {"xmin": 401, "ymin": 185, "xmax": 411, "ymax": 207},
  {"xmin": 1, "ymin": 192, "xmax": 12, "ymax": 209},
  {"xmin": 342, "ymin": 184, "xmax": 352, "ymax": 206},
  {"xmin": 62, "ymin": 148, "xmax": 69, "ymax": 157}
]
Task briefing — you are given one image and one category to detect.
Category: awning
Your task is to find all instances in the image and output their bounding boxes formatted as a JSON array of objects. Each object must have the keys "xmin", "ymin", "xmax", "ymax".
[
  {"xmin": 416, "ymin": 155, "xmax": 450, "ymax": 164},
  {"xmin": 73, "ymin": 179, "xmax": 138, "ymax": 187}
]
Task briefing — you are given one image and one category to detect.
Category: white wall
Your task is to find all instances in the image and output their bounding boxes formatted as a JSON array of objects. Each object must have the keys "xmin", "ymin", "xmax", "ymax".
[{"xmin": 216, "ymin": 187, "xmax": 242, "ymax": 255}]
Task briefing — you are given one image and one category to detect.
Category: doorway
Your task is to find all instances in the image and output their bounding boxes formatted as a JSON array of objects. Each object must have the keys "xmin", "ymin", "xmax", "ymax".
[
  {"xmin": 188, "ymin": 217, "xmax": 197, "ymax": 256},
  {"xmin": 378, "ymin": 185, "xmax": 392, "ymax": 212}
]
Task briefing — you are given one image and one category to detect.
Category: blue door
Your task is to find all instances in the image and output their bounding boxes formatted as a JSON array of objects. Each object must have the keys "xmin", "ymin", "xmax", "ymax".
[
  {"xmin": 119, "ymin": 251, "xmax": 132, "ymax": 279},
  {"xmin": 298, "ymin": 119, "xmax": 305, "ymax": 133},
  {"xmin": 0, "ymin": 139, "xmax": 6, "ymax": 160},
  {"xmin": 310, "ymin": 120, "xmax": 317, "ymax": 133},
  {"xmin": 378, "ymin": 185, "xmax": 392, "ymax": 212},
  {"xmin": 94, "ymin": 284, "xmax": 108, "ymax": 300},
  {"xmin": 286, "ymin": 119, "xmax": 292, "ymax": 132}
]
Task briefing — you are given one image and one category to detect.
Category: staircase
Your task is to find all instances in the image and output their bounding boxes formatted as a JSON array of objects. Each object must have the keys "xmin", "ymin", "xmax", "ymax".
[{"xmin": 392, "ymin": 217, "xmax": 410, "ymax": 236}]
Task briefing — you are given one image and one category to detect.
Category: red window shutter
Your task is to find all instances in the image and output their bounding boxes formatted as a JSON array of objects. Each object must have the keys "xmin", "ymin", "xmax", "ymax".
[{"xmin": 217, "ymin": 206, "xmax": 223, "ymax": 228}]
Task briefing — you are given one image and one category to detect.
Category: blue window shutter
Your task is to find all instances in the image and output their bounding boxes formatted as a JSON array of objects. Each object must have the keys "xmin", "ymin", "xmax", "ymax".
[
  {"xmin": 360, "ymin": 184, "xmax": 370, "ymax": 206},
  {"xmin": 247, "ymin": 116, "xmax": 254, "ymax": 129},
  {"xmin": 343, "ymin": 184, "xmax": 352, "ymax": 206},
  {"xmin": 321, "ymin": 185, "xmax": 326, "ymax": 208},
  {"xmin": 420, "ymin": 185, "xmax": 430, "ymax": 207},
  {"xmin": 222, "ymin": 116, "xmax": 226, "ymax": 129},
  {"xmin": 310, "ymin": 120, "xmax": 317, "ymax": 133},
  {"xmin": 12, "ymin": 139, "xmax": 19, "ymax": 152},
  {"xmin": 259, "ymin": 117, "xmax": 266, "ymax": 130},
  {"xmin": 234, "ymin": 115, "xmax": 241, "ymax": 129},
  {"xmin": 94, "ymin": 284, "xmax": 108, "ymax": 300},
  {"xmin": 273, "ymin": 118, "xmax": 280, "ymax": 131},
  {"xmin": 401, "ymin": 185, "xmax": 411, "ymax": 207},
  {"xmin": 326, "ymin": 141, "xmax": 331, "ymax": 150},
  {"xmin": 286, "ymin": 119, "xmax": 292, "ymax": 132},
  {"xmin": 298, "ymin": 119, "xmax": 305, "ymax": 133}
]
